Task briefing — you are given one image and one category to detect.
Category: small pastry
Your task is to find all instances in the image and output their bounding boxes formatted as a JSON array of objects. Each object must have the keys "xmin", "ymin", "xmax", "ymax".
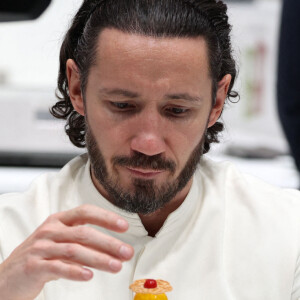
[{"xmin": 130, "ymin": 279, "xmax": 172, "ymax": 299}]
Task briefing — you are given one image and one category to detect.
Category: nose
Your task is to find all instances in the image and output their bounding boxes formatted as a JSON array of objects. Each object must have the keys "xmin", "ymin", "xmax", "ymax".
[{"xmin": 130, "ymin": 109, "xmax": 166, "ymax": 157}]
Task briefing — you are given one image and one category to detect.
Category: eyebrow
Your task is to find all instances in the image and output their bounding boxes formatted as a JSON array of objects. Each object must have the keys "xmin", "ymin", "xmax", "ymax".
[
  {"xmin": 98, "ymin": 88, "xmax": 139, "ymax": 98},
  {"xmin": 166, "ymin": 93, "xmax": 203, "ymax": 103},
  {"xmin": 98, "ymin": 88, "xmax": 202, "ymax": 102}
]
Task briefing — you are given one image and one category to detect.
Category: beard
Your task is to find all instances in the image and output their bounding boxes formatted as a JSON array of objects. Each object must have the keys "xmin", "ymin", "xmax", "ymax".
[{"xmin": 85, "ymin": 120, "xmax": 206, "ymax": 215}]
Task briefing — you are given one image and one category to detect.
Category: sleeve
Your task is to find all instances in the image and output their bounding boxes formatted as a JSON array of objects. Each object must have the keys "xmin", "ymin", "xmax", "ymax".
[
  {"xmin": 291, "ymin": 192, "xmax": 300, "ymax": 299},
  {"xmin": 0, "ymin": 208, "xmax": 4, "ymax": 263},
  {"xmin": 292, "ymin": 253, "xmax": 300, "ymax": 300}
]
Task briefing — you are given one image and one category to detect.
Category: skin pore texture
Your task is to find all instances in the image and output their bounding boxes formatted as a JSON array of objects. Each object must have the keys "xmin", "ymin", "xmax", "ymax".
[{"xmin": 67, "ymin": 28, "xmax": 231, "ymax": 236}]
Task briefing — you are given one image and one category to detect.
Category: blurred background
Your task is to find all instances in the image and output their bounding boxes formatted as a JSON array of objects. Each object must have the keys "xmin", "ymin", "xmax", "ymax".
[{"xmin": 0, "ymin": 0, "xmax": 299, "ymax": 194}]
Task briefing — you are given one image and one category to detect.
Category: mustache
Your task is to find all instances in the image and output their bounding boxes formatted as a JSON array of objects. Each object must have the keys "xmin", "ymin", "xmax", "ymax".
[{"xmin": 112, "ymin": 152, "xmax": 176, "ymax": 174}]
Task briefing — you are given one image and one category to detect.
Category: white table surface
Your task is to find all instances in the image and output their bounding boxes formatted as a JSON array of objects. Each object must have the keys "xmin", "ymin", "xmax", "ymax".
[
  {"xmin": 0, "ymin": 167, "xmax": 58, "ymax": 194},
  {"xmin": 207, "ymin": 154, "xmax": 299, "ymax": 189},
  {"xmin": 0, "ymin": 154, "xmax": 299, "ymax": 195}
]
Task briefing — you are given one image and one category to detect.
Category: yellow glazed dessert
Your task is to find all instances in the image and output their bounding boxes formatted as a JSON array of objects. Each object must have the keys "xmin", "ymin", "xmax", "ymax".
[{"xmin": 130, "ymin": 279, "xmax": 172, "ymax": 300}]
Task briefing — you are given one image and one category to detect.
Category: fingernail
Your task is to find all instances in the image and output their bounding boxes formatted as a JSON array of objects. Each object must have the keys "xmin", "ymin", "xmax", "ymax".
[
  {"xmin": 109, "ymin": 259, "xmax": 122, "ymax": 271},
  {"xmin": 120, "ymin": 245, "xmax": 133, "ymax": 259},
  {"xmin": 116, "ymin": 219, "xmax": 128, "ymax": 230},
  {"xmin": 82, "ymin": 269, "xmax": 93, "ymax": 280}
]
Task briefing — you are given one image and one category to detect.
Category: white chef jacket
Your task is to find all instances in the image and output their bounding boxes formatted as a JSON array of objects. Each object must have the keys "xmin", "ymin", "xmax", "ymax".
[{"xmin": 0, "ymin": 154, "xmax": 299, "ymax": 300}]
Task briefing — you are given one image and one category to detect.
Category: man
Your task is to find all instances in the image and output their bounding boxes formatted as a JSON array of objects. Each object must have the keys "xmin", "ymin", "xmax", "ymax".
[
  {"xmin": 0, "ymin": 0, "xmax": 299, "ymax": 299},
  {"xmin": 277, "ymin": 0, "xmax": 300, "ymax": 179}
]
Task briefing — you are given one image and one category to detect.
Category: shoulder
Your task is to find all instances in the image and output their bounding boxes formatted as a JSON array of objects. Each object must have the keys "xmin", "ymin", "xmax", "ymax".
[
  {"xmin": 198, "ymin": 159, "xmax": 300, "ymax": 296},
  {"xmin": 198, "ymin": 156, "xmax": 300, "ymax": 202},
  {"xmin": 0, "ymin": 153, "xmax": 89, "ymax": 222},
  {"xmin": 197, "ymin": 156, "xmax": 300, "ymax": 228}
]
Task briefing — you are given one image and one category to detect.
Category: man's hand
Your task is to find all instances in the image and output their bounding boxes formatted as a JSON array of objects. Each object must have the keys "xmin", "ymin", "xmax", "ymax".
[{"xmin": 0, "ymin": 204, "xmax": 134, "ymax": 300}]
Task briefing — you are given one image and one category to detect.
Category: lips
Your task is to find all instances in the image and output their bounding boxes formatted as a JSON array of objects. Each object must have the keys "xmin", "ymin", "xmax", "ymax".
[{"xmin": 126, "ymin": 167, "xmax": 164, "ymax": 178}]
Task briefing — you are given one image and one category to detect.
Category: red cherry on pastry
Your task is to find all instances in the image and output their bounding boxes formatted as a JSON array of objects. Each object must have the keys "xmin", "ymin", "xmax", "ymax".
[{"xmin": 144, "ymin": 279, "xmax": 157, "ymax": 289}]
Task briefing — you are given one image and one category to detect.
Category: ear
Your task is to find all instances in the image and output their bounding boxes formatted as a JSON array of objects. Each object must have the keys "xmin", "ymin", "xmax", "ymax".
[
  {"xmin": 207, "ymin": 74, "xmax": 231, "ymax": 128},
  {"xmin": 66, "ymin": 59, "xmax": 85, "ymax": 116}
]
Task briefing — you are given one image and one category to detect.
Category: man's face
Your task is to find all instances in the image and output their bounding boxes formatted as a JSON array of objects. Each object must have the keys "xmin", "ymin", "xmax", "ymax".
[{"xmin": 69, "ymin": 28, "xmax": 228, "ymax": 214}]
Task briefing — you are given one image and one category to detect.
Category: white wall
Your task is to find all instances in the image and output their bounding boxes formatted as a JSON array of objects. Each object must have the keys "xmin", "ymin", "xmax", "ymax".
[
  {"xmin": 0, "ymin": 0, "xmax": 82, "ymax": 88},
  {"xmin": 220, "ymin": 0, "xmax": 288, "ymax": 153},
  {"xmin": 0, "ymin": 0, "xmax": 84, "ymax": 154}
]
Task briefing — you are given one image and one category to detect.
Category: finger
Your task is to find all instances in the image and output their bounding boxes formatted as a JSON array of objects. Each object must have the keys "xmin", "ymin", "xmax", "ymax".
[
  {"xmin": 40, "ymin": 259, "xmax": 94, "ymax": 282},
  {"xmin": 43, "ymin": 243, "xmax": 123, "ymax": 273},
  {"xmin": 55, "ymin": 204, "xmax": 128, "ymax": 232},
  {"xmin": 52, "ymin": 226, "xmax": 134, "ymax": 261}
]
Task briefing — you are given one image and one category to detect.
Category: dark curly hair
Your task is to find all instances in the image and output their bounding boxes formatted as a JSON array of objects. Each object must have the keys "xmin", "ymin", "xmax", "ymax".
[{"xmin": 51, "ymin": 0, "xmax": 238, "ymax": 153}]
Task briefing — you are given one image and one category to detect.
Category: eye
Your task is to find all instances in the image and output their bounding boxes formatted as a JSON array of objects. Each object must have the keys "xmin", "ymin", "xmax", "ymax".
[
  {"xmin": 110, "ymin": 102, "xmax": 134, "ymax": 110},
  {"xmin": 166, "ymin": 107, "xmax": 189, "ymax": 116}
]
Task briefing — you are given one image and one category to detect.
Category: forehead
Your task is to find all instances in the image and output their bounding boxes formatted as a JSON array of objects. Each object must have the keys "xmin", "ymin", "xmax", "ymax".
[
  {"xmin": 87, "ymin": 28, "xmax": 211, "ymax": 99},
  {"xmin": 94, "ymin": 28, "xmax": 209, "ymax": 75}
]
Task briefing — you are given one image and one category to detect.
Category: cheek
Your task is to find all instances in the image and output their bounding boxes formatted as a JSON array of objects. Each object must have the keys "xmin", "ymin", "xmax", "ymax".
[
  {"xmin": 169, "ymin": 120, "xmax": 207, "ymax": 166},
  {"xmin": 87, "ymin": 109, "xmax": 131, "ymax": 158}
]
